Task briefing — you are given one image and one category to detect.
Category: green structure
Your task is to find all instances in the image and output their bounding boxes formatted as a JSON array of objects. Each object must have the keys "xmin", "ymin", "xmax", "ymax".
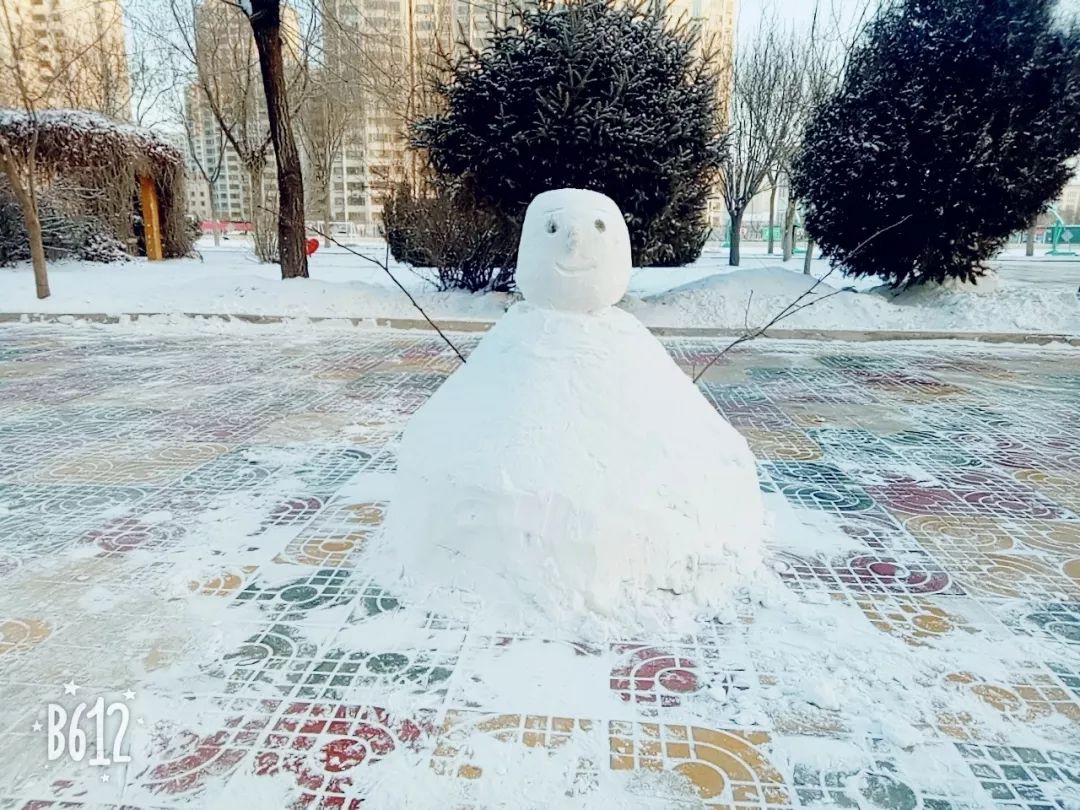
[{"xmin": 1046, "ymin": 205, "xmax": 1078, "ymax": 256}]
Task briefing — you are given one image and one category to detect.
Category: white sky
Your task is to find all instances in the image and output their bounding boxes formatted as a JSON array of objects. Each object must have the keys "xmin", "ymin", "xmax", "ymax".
[
  {"xmin": 735, "ymin": 0, "xmax": 873, "ymax": 40},
  {"xmin": 736, "ymin": 0, "xmax": 1080, "ymax": 41}
]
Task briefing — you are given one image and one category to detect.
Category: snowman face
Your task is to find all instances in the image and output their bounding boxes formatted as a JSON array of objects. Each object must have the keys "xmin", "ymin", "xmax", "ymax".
[{"xmin": 516, "ymin": 189, "xmax": 632, "ymax": 313}]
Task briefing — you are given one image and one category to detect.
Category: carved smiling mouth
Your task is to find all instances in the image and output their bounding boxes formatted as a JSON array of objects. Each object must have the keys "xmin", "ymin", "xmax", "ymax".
[{"xmin": 553, "ymin": 261, "xmax": 594, "ymax": 276}]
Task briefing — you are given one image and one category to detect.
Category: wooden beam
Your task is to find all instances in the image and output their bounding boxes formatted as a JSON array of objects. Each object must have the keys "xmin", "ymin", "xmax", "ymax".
[{"xmin": 139, "ymin": 175, "xmax": 163, "ymax": 261}]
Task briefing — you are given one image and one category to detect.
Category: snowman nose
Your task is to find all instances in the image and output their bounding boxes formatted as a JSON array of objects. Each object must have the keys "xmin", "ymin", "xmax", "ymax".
[{"xmin": 565, "ymin": 225, "xmax": 580, "ymax": 252}]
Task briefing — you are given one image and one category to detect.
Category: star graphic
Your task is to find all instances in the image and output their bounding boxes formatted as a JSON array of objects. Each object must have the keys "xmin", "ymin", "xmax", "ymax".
[
  {"xmin": 32, "ymin": 721, "xmax": 42, "ymax": 732},
  {"xmin": 101, "ymin": 773, "xmax": 110, "ymax": 783},
  {"xmin": 63, "ymin": 681, "xmax": 79, "ymax": 696},
  {"xmin": 123, "ymin": 690, "xmax": 136, "ymax": 701}
]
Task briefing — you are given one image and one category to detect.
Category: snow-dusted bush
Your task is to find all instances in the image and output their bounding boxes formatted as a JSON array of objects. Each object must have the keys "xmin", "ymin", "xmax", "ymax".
[
  {"xmin": 61, "ymin": 218, "xmax": 130, "ymax": 263},
  {"xmin": 382, "ymin": 183, "xmax": 516, "ymax": 292},
  {"xmin": 0, "ymin": 191, "xmax": 129, "ymax": 265},
  {"xmin": 0, "ymin": 197, "xmax": 26, "ymax": 266},
  {"xmin": 793, "ymin": 0, "xmax": 1080, "ymax": 288},
  {"xmin": 413, "ymin": 0, "xmax": 723, "ymax": 271}
]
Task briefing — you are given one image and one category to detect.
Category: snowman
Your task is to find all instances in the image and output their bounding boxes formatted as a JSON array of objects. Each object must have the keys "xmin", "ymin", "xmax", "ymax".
[{"xmin": 374, "ymin": 189, "xmax": 765, "ymax": 633}]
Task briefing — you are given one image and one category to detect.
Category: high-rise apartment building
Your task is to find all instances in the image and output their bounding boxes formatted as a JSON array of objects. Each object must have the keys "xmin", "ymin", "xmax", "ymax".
[
  {"xmin": 183, "ymin": 1, "xmax": 299, "ymax": 227},
  {"xmin": 0, "ymin": 0, "xmax": 130, "ymax": 117},
  {"xmin": 183, "ymin": 85, "xmax": 261, "ymax": 223}
]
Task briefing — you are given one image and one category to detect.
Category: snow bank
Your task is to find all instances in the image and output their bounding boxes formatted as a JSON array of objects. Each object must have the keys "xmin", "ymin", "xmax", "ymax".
[
  {"xmin": 630, "ymin": 264, "xmax": 1080, "ymax": 333},
  {"xmin": 626, "ymin": 266, "xmax": 892, "ymax": 331},
  {"xmin": 2, "ymin": 250, "xmax": 1077, "ymax": 335},
  {"xmin": 867, "ymin": 273, "xmax": 1080, "ymax": 332},
  {"xmin": 0, "ymin": 252, "xmax": 510, "ymax": 322}
]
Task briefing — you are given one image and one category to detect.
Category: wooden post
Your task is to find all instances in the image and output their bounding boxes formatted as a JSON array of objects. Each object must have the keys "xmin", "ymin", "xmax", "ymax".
[{"xmin": 139, "ymin": 175, "xmax": 163, "ymax": 261}]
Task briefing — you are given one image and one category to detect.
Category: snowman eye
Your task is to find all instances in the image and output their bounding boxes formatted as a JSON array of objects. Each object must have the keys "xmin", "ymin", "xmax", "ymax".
[
  {"xmin": 594, "ymin": 219, "xmax": 606, "ymax": 232},
  {"xmin": 546, "ymin": 219, "xmax": 557, "ymax": 234}
]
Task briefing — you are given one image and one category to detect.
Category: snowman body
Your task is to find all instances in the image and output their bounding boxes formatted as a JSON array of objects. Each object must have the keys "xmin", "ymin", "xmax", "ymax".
[{"xmin": 378, "ymin": 189, "xmax": 765, "ymax": 627}]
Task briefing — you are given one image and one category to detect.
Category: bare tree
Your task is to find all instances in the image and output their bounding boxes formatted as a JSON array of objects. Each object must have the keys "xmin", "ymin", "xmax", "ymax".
[
  {"xmin": 297, "ymin": 67, "xmax": 352, "ymax": 246},
  {"xmin": 782, "ymin": 0, "xmax": 878, "ymax": 267},
  {"xmin": 149, "ymin": 0, "xmax": 275, "ymax": 258},
  {"xmin": 718, "ymin": 20, "xmax": 805, "ymax": 267},
  {"xmin": 315, "ymin": 0, "xmax": 475, "ymax": 216},
  {"xmin": 765, "ymin": 168, "xmax": 779, "ymax": 254},
  {"xmin": 143, "ymin": 0, "xmax": 315, "ymax": 271},
  {"xmin": 126, "ymin": 38, "xmax": 180, "ymax": 128},
  {"xmin": 0, "ymin": 0, "xmax": 120, "ymax": 298},
  {"xmin": 178, "ymin": 82, "xmax": 228, "ymax": 246}
]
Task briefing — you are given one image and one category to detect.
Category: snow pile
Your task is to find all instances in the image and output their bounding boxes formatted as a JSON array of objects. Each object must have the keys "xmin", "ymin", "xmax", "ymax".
[
  {"xmin": 870, "ymin": 273, "xmax": 1080, "ymax": 333},
  {"xmin": 3, "ymin": 240, "xmax": 1077, "ymax": 334},
  {"xmin": 370, "ymin": 191, "xmax": 767, "ymax": 637},
  {"xmin": 630, "ymin": 264, "xmax": 1080, "ymax": 333},
  {"xmin": 626, "ymin": 266, "xmax": 888, "ymax": 331},
  {"xmin": 880, "ymin": 271, "xmax": 1002, "ymax": 296},
  {"xmin": 0, "ymin": 256, "xmax": 512, "ymax": 323}
]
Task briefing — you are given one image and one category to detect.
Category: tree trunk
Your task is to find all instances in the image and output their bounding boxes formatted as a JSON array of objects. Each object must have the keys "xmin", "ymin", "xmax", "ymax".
[
  {"xmin": 803, "ymin": 239, "xmax": 815, "ymax": 275},
  {"xmin": 728, "ymin": 209, "xmax": 744, "ymax": 267},
  {"xmin": 322, "ymin": 173, "xmax": 332, "ymax": 248},
  {"xmin": 208, "ymin": 186, "xmax": 221, "ymax": 247},
  {"xmin": 1, "ymin": 155, "xmax": 49, "ymax": 298},
  {"xmin": 247, "ymin": 163, "xmax": 272, "ymax": 261},
  {"xmin": 767, "ymin": 184, "xmax": 778, "ymax": 255},
  {"xmin": 781, "ymin": 197, "xmax": 797, "ymax": 262},
  {"xmin": 25, "ymin": 197, "xmax": 49, "ymax": 299},
  {"xmin": 249, "ymin": 0, "xmax": 309, "ymax": 279},
  {"xmin": 1026, "ymin": 226, "xmax": 1036, "ymax": 257}
]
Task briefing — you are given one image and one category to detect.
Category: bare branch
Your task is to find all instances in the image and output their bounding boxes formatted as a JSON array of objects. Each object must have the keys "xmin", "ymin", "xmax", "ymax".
[
  {"xmin": 692, "ymin": 214, "xmax": 912, "ymax": 383},
  {"xmin": 301, "ymin": 213, "xmax": 467, "ymax": 364}
]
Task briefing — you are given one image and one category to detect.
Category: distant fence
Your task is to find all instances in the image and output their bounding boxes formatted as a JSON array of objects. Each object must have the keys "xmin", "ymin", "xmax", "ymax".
[
  {"xmin": 706, "ymin": 223, "xmax": 810, "ymax": 244},
  {"xmin": 711, "ymin": 223, "xmax": 1080, "ymax": 247},
  {"xmin": 1006, "ymin": 225, "xmax": 1080, "ymax": 248}
]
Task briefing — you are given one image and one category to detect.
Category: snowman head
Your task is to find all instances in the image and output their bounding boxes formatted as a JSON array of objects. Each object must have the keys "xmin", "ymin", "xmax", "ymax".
[{"xmin": 516, "ymin": 189, "xmax": 631, "ymax": 313}]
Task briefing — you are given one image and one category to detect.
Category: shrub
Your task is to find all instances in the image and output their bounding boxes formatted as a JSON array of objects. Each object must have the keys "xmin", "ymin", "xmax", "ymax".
[
  {"xmin": 412, "ymin": 0, "xmax": 723, "ymax": 274},
  {"xmin": 792, "ymin": 0, "xmax": 1080, "ymax": 287},
  {"xmin": 382, "ymin": 183, "xmax": 517, "ymax": 292},
  {"xmin": 0, "ymin": 190, "xmax": 129, "ymax": 265}
]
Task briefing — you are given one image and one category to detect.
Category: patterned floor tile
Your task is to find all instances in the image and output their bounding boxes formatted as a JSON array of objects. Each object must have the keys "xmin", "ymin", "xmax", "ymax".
[
  {"xmin": 953, "ymin": 743, "xmax": 1080, "ymax": 809},
  {"xmin": 608, "ymin": 723, "xmax": 791, "ymax": 808},
  {"xmin": 936, "ymin": 663, "xmax": 1080, "ymax": 742},
  {"xmin": 3, "ymin": 326, "xmax": 1080, "ymax": 809}
]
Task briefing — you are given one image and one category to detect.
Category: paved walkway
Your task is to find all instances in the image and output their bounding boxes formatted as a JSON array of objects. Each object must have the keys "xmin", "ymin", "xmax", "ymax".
[{"xmin": 0, "ymin": 324, "xmax": 1078, "ymax": 808}]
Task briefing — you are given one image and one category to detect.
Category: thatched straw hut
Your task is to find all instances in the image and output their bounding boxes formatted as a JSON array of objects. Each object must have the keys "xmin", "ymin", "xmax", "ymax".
[{"xmin": 0, "ymin": 109, "xmax": 191, "ymax": 259}]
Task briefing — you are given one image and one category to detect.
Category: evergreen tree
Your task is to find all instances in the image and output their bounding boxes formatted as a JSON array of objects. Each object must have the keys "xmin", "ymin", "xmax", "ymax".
[
  {"xmin": 792, "ymin": 0, "xmax": 1080, "ymax": 287},
  {"xmin": 413, "ymin": 0, "xmax": 724, "ymax": 269}
]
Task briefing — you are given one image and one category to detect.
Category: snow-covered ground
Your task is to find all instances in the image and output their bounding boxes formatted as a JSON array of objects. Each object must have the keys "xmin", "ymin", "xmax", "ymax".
[{"xmin": 1, "ymin": 240, "xmax": 1078, "ymax": 334}]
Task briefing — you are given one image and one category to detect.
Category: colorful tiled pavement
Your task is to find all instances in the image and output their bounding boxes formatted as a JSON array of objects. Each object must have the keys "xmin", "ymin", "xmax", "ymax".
[{"xmin": 0, "ymin": 324, "xmax": 1078, "ymax": 808}]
